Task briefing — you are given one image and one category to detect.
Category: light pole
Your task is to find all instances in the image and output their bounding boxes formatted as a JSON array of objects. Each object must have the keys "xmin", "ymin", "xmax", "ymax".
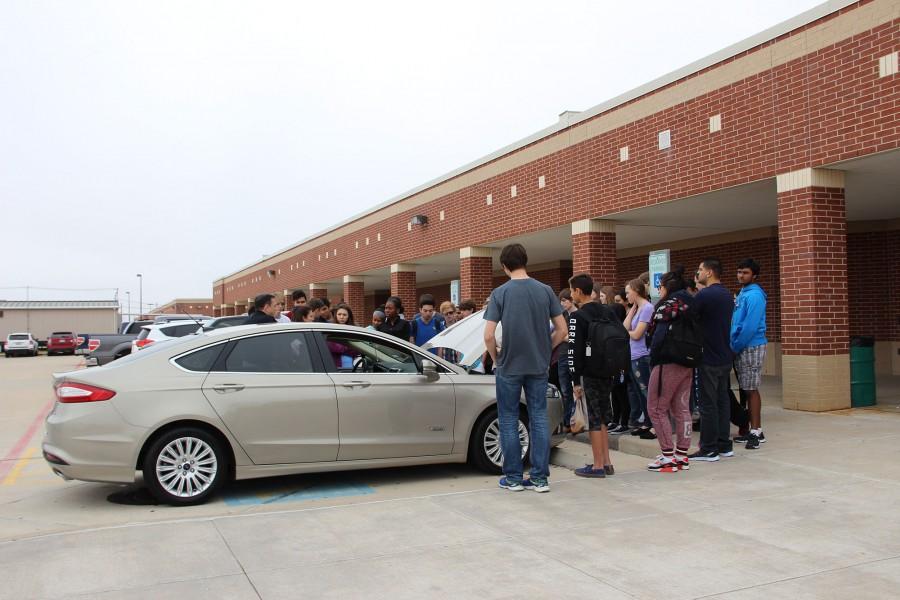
[
  {"xmin": 125, "ymin": 291, "xmax": 131, "ymax": 320},
  {"xmin": 136, "ymin": 274, "xmax": 142, "ymax": 319}
]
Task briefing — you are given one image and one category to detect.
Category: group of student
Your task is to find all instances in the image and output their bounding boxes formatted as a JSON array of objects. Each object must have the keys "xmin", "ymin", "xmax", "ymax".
[
  {"xmin": 478, "ymin": 242, "xmax": 769, "ymax": 493},
  {"xmin": 246, "ymin": 288, "xmax": 480, "ymax": 353},
  {"xmin": 561, "ymin": 257, "xmax": 768, "ymax": 477}
]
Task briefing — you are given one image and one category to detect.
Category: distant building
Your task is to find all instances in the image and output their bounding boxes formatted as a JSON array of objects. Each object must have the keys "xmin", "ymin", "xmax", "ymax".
[
  {"xmin": 153, "ymin": 298, "xmax": 214, "ymax": 316},
  {"xmin": 0, "ymin": 301, "xmax": 120, "ymax": 341}
]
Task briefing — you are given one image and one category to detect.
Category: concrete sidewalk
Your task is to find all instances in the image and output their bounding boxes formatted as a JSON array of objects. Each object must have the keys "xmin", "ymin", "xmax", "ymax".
[
  {"xmin": 3, "ymin": 391, "xmax": 900, "ymax": 599},
  {"xmin": 559, "ymin": 375, "xmax": 900, "ymax": 460}
]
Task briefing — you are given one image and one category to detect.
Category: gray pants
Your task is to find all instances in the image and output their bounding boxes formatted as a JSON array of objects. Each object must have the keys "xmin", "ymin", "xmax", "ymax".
[{"xmin": 698, "ymin": 363, "xmax": 733, "ymax": 455}]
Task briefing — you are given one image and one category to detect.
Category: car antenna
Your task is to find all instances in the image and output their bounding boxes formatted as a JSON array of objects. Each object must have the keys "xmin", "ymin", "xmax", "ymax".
[{"xmin": 182, "ymin": 313, "xmax": 205, "ymax": 334}]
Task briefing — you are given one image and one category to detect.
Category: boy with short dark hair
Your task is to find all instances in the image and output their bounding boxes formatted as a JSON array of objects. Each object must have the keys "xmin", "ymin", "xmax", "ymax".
[
  {"xmin": 485, "ymin": 243, "xmax": 567, "ymax": 493},
  {"xmin": 458, "ymin": 299, "xmax": 477, "ymax": 318},
  {"xmin": 568, "ymin": 273, "xmax": 616, "ymax": 477},
  {"xmin": 410, "ymin": 294, "xmax": 445, "ymax": 355},
  {"xmin": 689, "ymin": 258, "xmax": 735, "ymax": 462},
  {"xmin": 731, "ymin": 258, "xmax": 768, "ymax": 449}
]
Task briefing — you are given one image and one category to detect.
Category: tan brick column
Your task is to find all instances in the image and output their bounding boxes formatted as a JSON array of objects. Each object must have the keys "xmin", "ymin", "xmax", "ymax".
[
  {"xmin": 571, "ymin": 219, "xmax": 617, "ymax": 287},
  {"xmin": 342, "ymin": 276, "xmax": 365, "ymax": 324},
  {"xmin": 460, "ymin": 247, "xmax": 494, "ymax": 309},
  {"xmin": 777, "ymin": 168, "xmax": 849, "ymax": 411},
  {"xmin": 390, "ymin": 264, "xmax": 417, "ymax": 318},
  {"xmin": 309, "ymin": 284, "xmax": 329, "ymax": 300}
]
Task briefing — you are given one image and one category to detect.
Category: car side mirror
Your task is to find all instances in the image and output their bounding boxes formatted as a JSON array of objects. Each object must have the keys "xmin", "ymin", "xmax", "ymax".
[{"xmin": 421, "ymin": 359, "xmax": 439, "ymax": 380}]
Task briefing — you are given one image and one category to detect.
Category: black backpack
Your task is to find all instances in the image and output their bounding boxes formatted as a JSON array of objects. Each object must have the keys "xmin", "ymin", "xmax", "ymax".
[
  {"xmin": 656, "ymin": 308, "xmax": 703, "ymax": 367},
  {"xmin": 585, "ymin": 307, "xmax": 631, "ymax": 377}
]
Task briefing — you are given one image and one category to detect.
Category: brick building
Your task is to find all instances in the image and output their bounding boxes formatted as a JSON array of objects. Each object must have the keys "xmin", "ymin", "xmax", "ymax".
[
  {"xmin": 213, "ymin": 0, "xmax": 900, "ymax": 411},
  {"xmin": 153, "ymin": 299, "xmax": 215, "ymax": 316}
]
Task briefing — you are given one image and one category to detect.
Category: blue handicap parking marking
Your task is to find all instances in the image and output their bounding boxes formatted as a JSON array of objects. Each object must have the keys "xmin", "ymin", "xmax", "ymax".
[{"xmin": 222, "ymin": 480, "xmax": 375, "ymax": 506}]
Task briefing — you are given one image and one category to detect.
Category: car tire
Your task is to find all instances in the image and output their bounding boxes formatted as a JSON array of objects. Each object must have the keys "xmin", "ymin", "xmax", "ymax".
[
  {"xmin": 468, "ymin": 406, "xmax": 530, "ymax": 475},
  {"xmin": 142, "ymin": 427, "xmax": 227, "ymax": 506}
]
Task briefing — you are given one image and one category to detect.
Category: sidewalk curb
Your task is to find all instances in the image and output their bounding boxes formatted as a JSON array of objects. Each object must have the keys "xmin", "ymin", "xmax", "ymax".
[{"xmin": 560, "ymin": 431, "xmax": 663, "ymax": 459}]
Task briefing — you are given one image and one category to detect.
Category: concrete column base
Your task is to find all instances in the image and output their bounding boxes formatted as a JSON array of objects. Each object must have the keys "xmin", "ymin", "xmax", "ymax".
[{"xmin": 782, "ymin": 354, "xmax": 850, "ymax": 411}]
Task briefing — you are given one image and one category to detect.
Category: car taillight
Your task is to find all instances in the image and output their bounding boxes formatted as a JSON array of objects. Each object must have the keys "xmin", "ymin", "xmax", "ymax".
[
  {"xmin": 88, "ymin": 339, "xmax": 101, "ymax": 352},
  {"xmin": 55, "ymin": 382, "xmax": 116, "ymax": 403},
  {"xmin": 134, "ymin": 339, "xmax": 154, "ymax": 349}
]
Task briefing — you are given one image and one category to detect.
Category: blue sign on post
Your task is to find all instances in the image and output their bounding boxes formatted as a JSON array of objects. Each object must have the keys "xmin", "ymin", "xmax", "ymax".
[{"xmin": 648, "ymin": 250, "xmax": 670, "ymax": 301}]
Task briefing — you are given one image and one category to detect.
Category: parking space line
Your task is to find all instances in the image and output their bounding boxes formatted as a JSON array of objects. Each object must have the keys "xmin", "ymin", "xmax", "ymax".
[
  {"xmin": 2, "ymin": 448, "xmax": 37, "ymax": 485},
  {"xmin": 0, "ymin": 398, "xmax": 54, "ymax": 484}
]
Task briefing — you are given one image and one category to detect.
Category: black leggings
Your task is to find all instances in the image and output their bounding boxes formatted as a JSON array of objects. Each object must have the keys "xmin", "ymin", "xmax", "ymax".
[{"xmin": 610, "ymin": 379, "xmax": 630, "ymax": 427}]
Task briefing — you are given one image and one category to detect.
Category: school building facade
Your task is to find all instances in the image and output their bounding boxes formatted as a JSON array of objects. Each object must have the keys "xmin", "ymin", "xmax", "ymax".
[{"xmin": 213, "ymin": 0, "xmax": 900, "ymax": 412}]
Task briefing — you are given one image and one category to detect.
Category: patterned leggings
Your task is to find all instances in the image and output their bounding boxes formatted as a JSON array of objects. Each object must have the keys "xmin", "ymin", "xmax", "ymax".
[{"xmin": 647, "ymin": 363, "xmax": 693, "ymax": 455}]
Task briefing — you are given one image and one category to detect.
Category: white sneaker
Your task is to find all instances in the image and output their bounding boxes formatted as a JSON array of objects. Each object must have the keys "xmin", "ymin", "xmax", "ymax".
[{"xmin": 647, "ymin": 455, "xmax": 679, "ymax": 473}]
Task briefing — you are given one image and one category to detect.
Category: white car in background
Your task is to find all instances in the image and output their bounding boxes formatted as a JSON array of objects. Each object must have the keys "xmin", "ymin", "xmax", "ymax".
[
  {"xmin": 5, "ymin": 333, "xmax": 40, "ymax": 357},
  {"xmin": 131, "ymin": 321, "xmax": 208, "ymax": 353}
]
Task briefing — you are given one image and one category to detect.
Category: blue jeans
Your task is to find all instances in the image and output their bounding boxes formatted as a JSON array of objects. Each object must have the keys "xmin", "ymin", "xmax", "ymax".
[
  {"xmin": 495, "ymin": 372, "xmax": 551, "ymax": 484},
  {"xmin": 556, "ymin": 359, "xmax": 575, "ymax": 427},
  {"xmin": 627, "ymin": 356, "xmax": 651, "ymax": 427}
]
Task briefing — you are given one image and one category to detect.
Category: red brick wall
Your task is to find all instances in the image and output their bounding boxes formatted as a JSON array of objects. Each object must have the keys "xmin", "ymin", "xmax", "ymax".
[
  {"xmin": 156, "ymin": 302, "xmax": 213, "ymax": 315},
  {"xmin": 778, "ymin": 187, "xmax": 848, "ymax": 355},
  {"xmin": 416, "ymin": 283, "xmax": 451, "ymax": 306},
  {"xmin": 572, "ymin": 232, "xmax": 617, "ymax": 288},
  {"xmin": 488, "ymin": 265, "xmax": 571, "ymax": 297},
  {"xmin": 220, "ymin": 10, "xmax": 899, "ymax": 305},
  {"xmin": 617, "ymin": 236, "xmax": 782, "ymax": 343},
  {"xmin": 342, "ymin": 281, "xmax": 365, "ymax": 327},
  {"xmin": 848, "ymin": 229, "xmax": 900, "ymax": 342},
  {"xmin": 460, "ymin": 256, "xmax": 493, "ymax": 310},
  {"xmin": 390, "ymin": 271, "xmax": 417, "ymax": 318}
]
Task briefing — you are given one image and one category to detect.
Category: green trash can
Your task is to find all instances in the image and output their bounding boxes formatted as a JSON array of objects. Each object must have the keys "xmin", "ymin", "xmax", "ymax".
[{"xmin": 850, "ymin": 336, "xmax": 876, "ymax": 407}]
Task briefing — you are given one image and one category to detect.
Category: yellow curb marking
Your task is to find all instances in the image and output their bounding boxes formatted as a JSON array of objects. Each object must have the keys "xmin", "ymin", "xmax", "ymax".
[{"xmin": 3, "ymin": 447, "xmax": 38, "ymax": 485}]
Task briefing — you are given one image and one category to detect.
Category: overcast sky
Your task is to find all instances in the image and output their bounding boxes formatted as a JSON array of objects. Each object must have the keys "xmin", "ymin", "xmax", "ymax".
[{"xmin": 1, "ymin": 0, "xmax": 823, "ymax": 312}]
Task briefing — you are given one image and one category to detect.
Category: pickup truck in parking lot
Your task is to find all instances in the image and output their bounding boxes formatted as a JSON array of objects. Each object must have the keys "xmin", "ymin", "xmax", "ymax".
[{"xmin": 85, "ymin": 317, "xmax": 212, "ymax": 366}]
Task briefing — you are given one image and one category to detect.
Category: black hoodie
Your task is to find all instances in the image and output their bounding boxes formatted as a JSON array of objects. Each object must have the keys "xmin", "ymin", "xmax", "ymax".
[{"xmin": 568, "ymin": 301, "xmax": 618, "ymax": 381}]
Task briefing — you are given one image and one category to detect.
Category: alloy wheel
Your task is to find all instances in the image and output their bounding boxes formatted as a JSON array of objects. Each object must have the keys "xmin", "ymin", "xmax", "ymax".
[
  {"xmin": 155, "ymin": 436, "xmax": 218, "ymax": 498},
  {"xmin": 483, "ymin": 418, "xmax": 529, "ymax": 467}
]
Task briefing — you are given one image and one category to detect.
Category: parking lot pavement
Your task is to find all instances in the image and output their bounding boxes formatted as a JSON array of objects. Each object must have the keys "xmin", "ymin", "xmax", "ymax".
[{"xmin": 3, "ymin": 357, "xmax": 900, "ymax": 598}]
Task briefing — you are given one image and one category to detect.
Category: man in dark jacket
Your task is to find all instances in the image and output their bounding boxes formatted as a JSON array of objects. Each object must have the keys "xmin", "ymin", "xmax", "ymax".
[
  {"xmin": 246, "ymin": 293, "xmax": 278, "ymax": 325},
  {"xmin": 689, "ymin": 258, "xmax": 735, "ymax": 462},
  {"xmin": 568, "ymin": 273, "xmax": 617, "ymax": 478}
]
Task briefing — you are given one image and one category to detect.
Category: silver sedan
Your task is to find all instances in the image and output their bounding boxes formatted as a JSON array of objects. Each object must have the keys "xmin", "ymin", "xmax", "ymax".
[{"xmin": 43, "ymin": 323, "xmax": 564, "ymax": 505}]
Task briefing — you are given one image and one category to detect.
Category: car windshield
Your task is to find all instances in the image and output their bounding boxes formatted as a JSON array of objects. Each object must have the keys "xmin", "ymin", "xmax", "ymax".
[
  {"xmin": 52, "ymin": 332, "xmax": 73, "ymax": 337},
  {"xmin": 9, "ymin": 334, "xmax": 28, "ymax": 340}
]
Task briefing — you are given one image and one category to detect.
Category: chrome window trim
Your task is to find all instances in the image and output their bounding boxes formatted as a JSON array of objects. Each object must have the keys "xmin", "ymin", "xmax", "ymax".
[{"xmin": 169, "ymin": 341, "xmax": 230, "ymax": 373}]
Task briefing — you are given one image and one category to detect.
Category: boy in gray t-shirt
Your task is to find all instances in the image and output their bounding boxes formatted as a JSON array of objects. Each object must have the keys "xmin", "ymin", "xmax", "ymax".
[{"xmin": 484, "ymin": 243, "xmax": 567, "ymax": 493}]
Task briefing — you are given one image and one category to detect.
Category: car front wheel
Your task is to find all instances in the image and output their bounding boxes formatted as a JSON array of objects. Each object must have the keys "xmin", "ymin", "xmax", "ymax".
[
  {"xmin": 142, "ymin": 428, "xmax": 226, "ymax": 506},
  {"xmin": 469, "ymin": 407, "xmax": 529, "ymax": 474}
]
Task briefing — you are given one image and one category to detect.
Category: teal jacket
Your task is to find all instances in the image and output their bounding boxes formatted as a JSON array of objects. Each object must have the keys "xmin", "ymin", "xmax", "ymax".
[{"xmin": 730, "ymin": 283, "xmax": 767, "ymax": 354}]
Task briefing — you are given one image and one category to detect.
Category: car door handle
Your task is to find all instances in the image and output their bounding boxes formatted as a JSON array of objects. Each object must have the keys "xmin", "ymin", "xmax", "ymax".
[
  {"xmin": 212, "ymin": 384, "xmax": 245, "ymax": 393},
  {"xmin": 341, "ymin": 381, "xmax": 371, "ymax": 389}
]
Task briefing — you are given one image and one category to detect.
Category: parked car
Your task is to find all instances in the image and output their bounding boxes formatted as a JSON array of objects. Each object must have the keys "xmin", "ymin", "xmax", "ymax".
[
  {"xmin": 44, "ymin": 323, "xmax": 564, "ymax": 505},
  {"xmin": 150, "ymin": 314, "xmax": 213, "ymax": 324},
  {"xmin": 47, "ymin": 331, "xmax": 78, "ymax": 356},
  {"xmin": 131, "ymin": 321, "xmax": 208, "ymax": 353},
  {"xmin": 5, "ymin": 333, "xmax": 39, "ymax": 357},
  {"xmin": 199, "ymin": 315, "xmax": 248, "ymax": 331},
  {"xmin": 86, "ymin": 319, "xmax": 198, "ymax": 366}
]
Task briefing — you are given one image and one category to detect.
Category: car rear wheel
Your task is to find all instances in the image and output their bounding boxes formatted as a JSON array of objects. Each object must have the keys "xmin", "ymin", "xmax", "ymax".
[
  {"xmin": 142, "ymin": 428, "xmax": 226, "ymax": 506},
  {"xmin": 469, "ymin": 407, "xmax": 529, "ymax": 474}
]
